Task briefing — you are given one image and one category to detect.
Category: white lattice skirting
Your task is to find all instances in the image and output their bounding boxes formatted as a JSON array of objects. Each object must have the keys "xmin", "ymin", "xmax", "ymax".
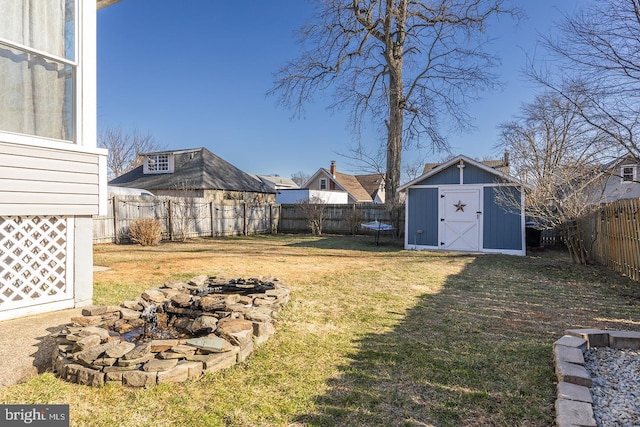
[{"xmin": 0, "ymin": 216, "xmax": 74, "ymax": 319}]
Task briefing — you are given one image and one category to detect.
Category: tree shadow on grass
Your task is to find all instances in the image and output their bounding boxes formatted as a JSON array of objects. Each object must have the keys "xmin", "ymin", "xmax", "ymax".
[
  {"xmin": 285, "ymin": 234, "xmax": 405, "ymax": 252},
  {"xmin": 294, "ymin": 250, "xmax": 640, "ymax": 426}
]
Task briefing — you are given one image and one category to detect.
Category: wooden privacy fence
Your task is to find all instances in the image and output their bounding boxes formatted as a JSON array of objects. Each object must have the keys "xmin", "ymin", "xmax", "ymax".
[
  {"xmin": 578, "ymin": 198, "xmax": 640, "ymax": 281},
  {"xmin": 278, "ymin": 203, "xmax": 404, "ymax": 235},
  {"xmin": 93, "ymin": 196, "xmax": 279, "ymax": 243}
]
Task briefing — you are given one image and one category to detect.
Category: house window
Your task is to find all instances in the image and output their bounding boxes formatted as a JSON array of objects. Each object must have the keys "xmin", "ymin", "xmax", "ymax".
[
  {"xmin": 621, "ymin": 165, "xmax": 636, "ymax": 183},
  {"xmin": 144, "ymin": 154, "xmax": 173, "ymax": 174},
  {"xmin": 319, "ymin": 178, "xmax": 328, "ymax": 190},
  {"xmin": 0, "ymin": 0, "xmax": 76, "ymax": 141}
]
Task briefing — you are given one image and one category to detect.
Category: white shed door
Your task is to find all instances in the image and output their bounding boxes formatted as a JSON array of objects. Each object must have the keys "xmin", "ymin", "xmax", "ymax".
[{"xmin": 440, "ymin": 188, "xmax": 481, "ymax": 251}]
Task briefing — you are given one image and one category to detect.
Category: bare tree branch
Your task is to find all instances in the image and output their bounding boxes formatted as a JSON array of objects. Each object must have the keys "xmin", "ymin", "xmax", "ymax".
[{"xmin": 269, "ymin": 0, "xmax": 519, "ymax": 204}]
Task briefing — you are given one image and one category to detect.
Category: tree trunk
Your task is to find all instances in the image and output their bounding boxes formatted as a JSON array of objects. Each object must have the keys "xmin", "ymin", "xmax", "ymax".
[{"xmin": 384, "ymin": 0, "xmax": 406, "ymax": 207}]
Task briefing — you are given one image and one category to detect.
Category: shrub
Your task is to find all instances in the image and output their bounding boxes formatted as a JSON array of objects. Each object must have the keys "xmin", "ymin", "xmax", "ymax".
[{"xmin": 128, "ymin": 218, "xmax": 162, "ymax": 246}]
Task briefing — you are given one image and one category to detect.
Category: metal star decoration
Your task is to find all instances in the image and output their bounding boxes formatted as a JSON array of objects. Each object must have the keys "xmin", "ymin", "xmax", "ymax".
[{"xmin": 454, "ymin": 200, "xmax": 466, "ymax": 212}]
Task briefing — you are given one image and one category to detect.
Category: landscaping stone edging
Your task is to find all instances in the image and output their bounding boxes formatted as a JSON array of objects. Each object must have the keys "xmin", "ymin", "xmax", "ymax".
[
  {"xmin": 51, "ymin": 276, "xmax": 290, "ymax": 387},
  {"xmin": 554, "ymin": 328, "xmax": 640, "ymax": 427}
]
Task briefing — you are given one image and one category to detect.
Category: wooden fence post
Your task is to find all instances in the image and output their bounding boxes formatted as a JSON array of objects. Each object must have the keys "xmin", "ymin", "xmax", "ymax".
[
  {"xmin": 210, "ymin": 201, "xmax": 215, "ymax": 237},
  {"xmin": 167, "ymin": 199, "xmax": 173, "ymax": 241},
  {"xmin": 113, "ymin": 196, "xmax": 119, "ymax": 244},
  {"xmin": 243, "ymin": 202, "xmax": 248, "ymax": 236}
]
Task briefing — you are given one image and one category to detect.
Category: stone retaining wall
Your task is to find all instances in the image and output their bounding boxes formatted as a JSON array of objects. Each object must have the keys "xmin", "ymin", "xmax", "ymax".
[
  {"xmin": 51, "ymin": 276, "xmax": 290, "ymax": 387},
  {"xmin": 553, "ymin": 328, "xmax": 640, "ymax": 426}
]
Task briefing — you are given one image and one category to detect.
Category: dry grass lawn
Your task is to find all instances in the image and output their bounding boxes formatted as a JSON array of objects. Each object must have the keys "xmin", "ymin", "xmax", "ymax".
[{"xmin": 1, "ymin": 234, "xmax": 639, "ymax": 426}]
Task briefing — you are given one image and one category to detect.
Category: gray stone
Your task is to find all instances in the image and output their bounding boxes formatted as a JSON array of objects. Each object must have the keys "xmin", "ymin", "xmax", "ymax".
[
  {"xmin": 71, "ymin": 315, "xmax": 103, "ymax": 327},
  {"xmin": 185, "ymin": 336, "xmax": 234, "ymax": 353},
  {"xmin": 122, "ymin": 370, "xmax": 157, "ymax": 387},
  {"xmin": 78, "ymin": 326, "xmax": 111, "ymax": 341},
  {"xmin": 566, "ymin": 328, "xmax": 610, "ymax": 348},
  {"xmin": 105, "ymin": 342, "xmax": 136, "ymax": 358},
  {"xmin": 150, "ymin": 339, "xmax": 180, "ymax": 353},
  {"xmin": 170, "ymin": 293, "xmax": 192, "ymax": 307},
  {"xmin": 122, "ymin": 342, "xmax": 151, "ymax": 360},
  {"xmin": 191, "ymin": 315, "xmax": 218, "ymax": 333},
  {"xmin": 554, "ymin": 335, "xmax": 588, "ymax": 352},
  {"xmin": 556, "ymin": 360, "xmax": 592, "ymax": 387},
  {"xmin": 73, "ymin": 342, "xmax": 119, "ymax": 364},
  {"xmin": 141, "ymin": 289, "xmax": 166, "ymax": 303},
  {"xmin": 200, "ymin": 295, "xmax": 226, "ymax": 311},
  {"xmin": 91, "ymin": 357, "xmax": 117, "ymax": 367},
  {"xmin": 555, "ymin": 398, "xmax": 596, "ymax": 427},
  {"xmin": 144, "ymin": 358, "xmax": 178, "ymax": 372},
  {"xmin": 117, "ymin": 353, "xmax": 153, "ymax": 367},
  {"xmin": 237, "ymin": 339, "xmax": 254, "ymax": 363},
  {"xmin": 190, "ymin": 348, "xmax": 239, "ymax": 373},
  {"xmin": 554, "ymin": 345, "xmax": 585, "ymax": 366},
  {"xmin": 177, "ymin": 361, "xmax": 203, "ymax": 380},
  {"xmin": 121, "ymin": 300, "xmax": 143, "ymax": 310},
  {"xmin": 74, "ymin": 334, "xmax": 102, "ymax": 352},
  {"xmin": 119, "ymin": 307, "xmax": 142, "ymax": 321},
  {"xmin": 608, "ymin": 330, "xmax": 640, "ymax": 349},
  {"xmin": 157, "ymin": 364, "xmax": 190, "ymax": 384},
  {"xmin": 164, "ymin": 280, "xmax": 188, "ymax": 289},
  {"xmin": 188, "ymin": 275, "xmax": 208, "ymax": 286},
  {"xmin": 75, "ymin": 365, "xmax": 104, "ymax": 387},
  {"xmin": 217, "ymin": 318, "xmax": 253, "ymax": 334},
  {"xmin": 557, "ymin": 381, "xmax": 593, "ymax": 404},
  {"xmin": 245, "ymin": 311, "xmax": 272, "ymax": 323}
]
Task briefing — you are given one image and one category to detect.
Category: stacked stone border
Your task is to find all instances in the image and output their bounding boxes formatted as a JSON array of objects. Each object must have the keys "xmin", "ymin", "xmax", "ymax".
[
  {"xmin": 554, "ymin": 328, "xmax": 640, "ymax": 427},
  {"xmin": 50, "ymin": 276, "xmax": 290, "ymax": 387}
]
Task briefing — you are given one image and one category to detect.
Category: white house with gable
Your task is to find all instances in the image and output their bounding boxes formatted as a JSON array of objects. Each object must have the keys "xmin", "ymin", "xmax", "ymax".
[{"xmin": 0, "ymin": 1, "xmax": 113, "ymax": 320}]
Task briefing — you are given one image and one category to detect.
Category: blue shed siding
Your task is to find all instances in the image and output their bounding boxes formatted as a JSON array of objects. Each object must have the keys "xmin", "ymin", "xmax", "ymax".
[
  {"xmin": 483, "ymin": 186, "xmax": 522, "ymax": 250},
  {"xmin": 407, "ymin": 188, "xmax": 438, "ymax": 246},
  {"xmin": 414, "ymin": 165, "xmax": 459, "ymax": 186},
  {"xmin": 464, "ymin": 164, "xmax": 504, "ymax": 185}
]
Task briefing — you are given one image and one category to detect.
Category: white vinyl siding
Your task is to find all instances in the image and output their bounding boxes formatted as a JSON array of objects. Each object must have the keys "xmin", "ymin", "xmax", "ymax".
[{"xmin": 0, "ymin": 142, "xmax": 101, "ymax": 215}]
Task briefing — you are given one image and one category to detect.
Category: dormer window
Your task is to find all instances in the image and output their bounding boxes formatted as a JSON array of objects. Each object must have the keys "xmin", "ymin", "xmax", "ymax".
[
  {"xmin": 621, "ymin": 165, "xmax": 636, "ymax": 183},
  {"xmin": 144, "ymin": 154, "xmax": 174, "ymax": 174}
]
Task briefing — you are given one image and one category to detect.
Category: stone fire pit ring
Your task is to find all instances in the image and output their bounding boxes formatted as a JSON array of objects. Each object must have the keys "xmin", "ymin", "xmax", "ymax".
[{"xmin": 51, "ymin": 276, "xmax": 290, "ymax": 387}]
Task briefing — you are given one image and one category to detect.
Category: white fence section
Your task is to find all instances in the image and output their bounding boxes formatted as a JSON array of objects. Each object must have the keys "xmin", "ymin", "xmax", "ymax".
[{"xmin": 93, "ymin": 196, "xmax": 279, "ymax": 243}]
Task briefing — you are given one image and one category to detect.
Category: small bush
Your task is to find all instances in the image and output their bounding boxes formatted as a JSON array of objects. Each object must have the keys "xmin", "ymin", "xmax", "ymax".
[{"xmin": 128, "ymin": 218, "xmax": 162, "ymax": 246}]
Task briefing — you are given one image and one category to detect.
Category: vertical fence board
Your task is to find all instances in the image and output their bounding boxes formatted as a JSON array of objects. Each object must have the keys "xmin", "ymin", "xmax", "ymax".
[{"xmin": 580, "ymin": 198, "xmax": 640, "ymax": 282}]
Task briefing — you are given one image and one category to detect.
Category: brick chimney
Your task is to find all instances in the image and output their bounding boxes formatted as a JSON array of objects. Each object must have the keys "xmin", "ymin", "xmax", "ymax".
[{"xmin": 330, "ymin": 160, "xmax": 336, "ymax": 177}]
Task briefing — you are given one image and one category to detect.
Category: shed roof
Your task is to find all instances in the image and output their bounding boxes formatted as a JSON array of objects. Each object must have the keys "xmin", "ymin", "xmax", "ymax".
[{"xmin": 400, "ymin": 154, "xmax": 528, "ymax": 191}]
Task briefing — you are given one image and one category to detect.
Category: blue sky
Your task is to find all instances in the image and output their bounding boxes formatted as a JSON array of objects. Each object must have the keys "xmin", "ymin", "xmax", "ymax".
[{"xmin": 97, "ymin": 0, "xmax": 588, "ymax": 181}]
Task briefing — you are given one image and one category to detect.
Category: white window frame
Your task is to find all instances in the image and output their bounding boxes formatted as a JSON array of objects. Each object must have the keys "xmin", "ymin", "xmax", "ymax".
[
  {"xmin": 0, "ymin": 0, "xmax": 79, "ymax": 145},
  {"xmin": 620, "ymin": 165, "xmax": 636, "ymax": 183},
  {"xmin": 144, "ymin": 154, "xmax": 174, "ymax": 174},
  {"xmin": 319, "ymin": 178, "xmax": 328, "ymax": 190}
]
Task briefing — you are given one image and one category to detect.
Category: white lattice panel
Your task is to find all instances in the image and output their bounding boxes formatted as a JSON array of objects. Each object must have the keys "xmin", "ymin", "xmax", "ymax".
[{"xmin": 0, "ymin": 216, "xmax": 72, "ymax": 311}]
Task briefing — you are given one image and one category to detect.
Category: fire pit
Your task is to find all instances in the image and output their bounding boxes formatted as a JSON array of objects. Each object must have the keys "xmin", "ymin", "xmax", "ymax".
[{"xmin": 51, "ymin": 276, "xmax": 290, "ymax": 387}]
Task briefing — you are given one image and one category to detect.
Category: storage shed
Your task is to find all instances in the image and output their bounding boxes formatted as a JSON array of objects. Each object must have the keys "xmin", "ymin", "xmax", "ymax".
[{"xmin": 399, "ymin": 155, "xmax": 528, "ymax": 256}]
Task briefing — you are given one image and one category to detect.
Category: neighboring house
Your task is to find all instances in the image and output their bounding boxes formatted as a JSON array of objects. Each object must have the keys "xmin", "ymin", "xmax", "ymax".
[
  {"xmin": 0, "ymin": 1, "xmax": 112, "ymax": 321},
  {"xmin": 303, "ymin": 161, "xmax": 386, "ymax": 204},
  {"xmin": 109, "ymin": 148, "xmax": 276, "ymax": 203},
  {"xmin": 251, "ymin": 174, "xmax": 299, "ymax": 192},
  {"xmin": 399, "ymin": 155, "xmax": 528, "ymax": 256},
  {"xmin": 587, "ymin": 154, "xmax": 640, "ymax": 204},
  {"xmin": 276, "ymin": 189, "xmax": 349, "ymax": 204}
]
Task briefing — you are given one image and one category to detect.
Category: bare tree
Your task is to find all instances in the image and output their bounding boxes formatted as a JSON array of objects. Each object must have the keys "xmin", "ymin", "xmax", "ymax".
[
  {"xmin": 270, "ymin": 0, "xmax": 518, "ymax": 206},
  {"xmin": 298, "ymin": 196, "xmax": 328, "ymax": 235},
  {"xmin": 291, "ymin": 171, "xmax": 311, "ymax": 187},
  {"xmin": 495, "ymin": 92, "xmax": 616, "ymax": 263},
  {"xmin": 99, "ymin": 128, "xmax": 163, "ymax": 179},
  {"xmin": 532, "ymin": 0, "xmax": 640, "ymax": 157}
]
